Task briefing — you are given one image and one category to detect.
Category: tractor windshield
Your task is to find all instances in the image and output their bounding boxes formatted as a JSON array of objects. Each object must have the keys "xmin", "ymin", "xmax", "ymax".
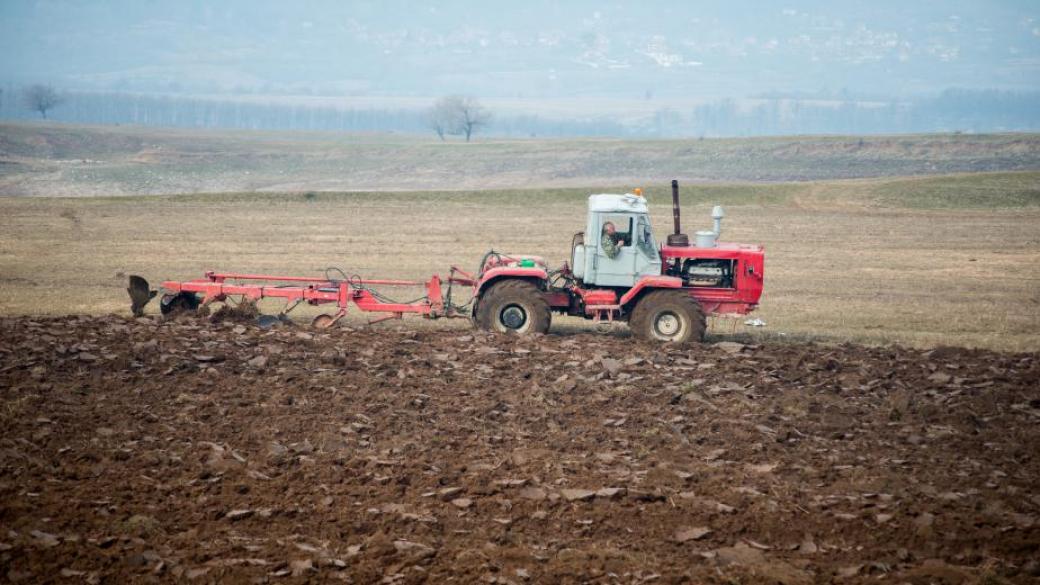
[{"xmin": 636, "ymin": 215, "xmax": 658, "ymax": 259}]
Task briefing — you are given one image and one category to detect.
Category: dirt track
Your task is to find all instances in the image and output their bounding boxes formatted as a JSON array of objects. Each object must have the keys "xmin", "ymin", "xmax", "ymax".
[{"xmin": 1, "ymin": 315, "xmax": 1038, "ymax": 583}]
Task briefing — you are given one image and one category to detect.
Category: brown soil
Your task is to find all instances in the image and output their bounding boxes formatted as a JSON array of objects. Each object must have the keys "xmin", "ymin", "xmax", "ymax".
[
  {"xmin": 0, "ymin": 315, "xmax": 1038, "ymax": 584},
  {"xmin": 208, "ymin": 301, "xmax": 261, "ymax": 324}
]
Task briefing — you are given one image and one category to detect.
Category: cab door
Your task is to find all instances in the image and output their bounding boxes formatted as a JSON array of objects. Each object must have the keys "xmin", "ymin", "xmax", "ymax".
[
  {"xmin": 633, "ymin": 214, "xmax": 662, "ymax": 278},
  {"xmin": 592, "ymin": 213, "xmax": 637, "ymax": 287}
]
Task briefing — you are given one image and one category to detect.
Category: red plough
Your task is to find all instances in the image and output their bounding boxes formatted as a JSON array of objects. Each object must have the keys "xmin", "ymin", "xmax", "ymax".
[{"xmin": 146, "ymin": 268, "xmax": 479, "ymax": 329}]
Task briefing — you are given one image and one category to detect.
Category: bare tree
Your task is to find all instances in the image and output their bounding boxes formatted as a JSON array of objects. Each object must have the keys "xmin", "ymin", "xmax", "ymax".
[
  {"xmin": 457, "ymin": 96, "xmax": 491, "ymax": 141},
  {"xmin": 427, "ymin": 98, "xmax": 455, "ymax": 141},
  {"xmin": 23, "ymin": 84, "xmax": 64, "ymax": 119},
  {"xmin": 427, "ymin": 95, "xmax": 491, "ymax": 142}
]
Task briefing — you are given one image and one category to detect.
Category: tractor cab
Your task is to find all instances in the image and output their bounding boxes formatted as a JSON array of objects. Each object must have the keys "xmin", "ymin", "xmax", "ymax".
[{"xmin": 571, "ymin": 193, "xmax": 662, "ymax": 287}]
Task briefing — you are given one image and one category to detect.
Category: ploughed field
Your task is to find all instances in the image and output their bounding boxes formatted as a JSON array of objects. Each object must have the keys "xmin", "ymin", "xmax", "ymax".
[{"xmin": 1, "ymin": 314, "xmax": 1038, "ymax": 583}]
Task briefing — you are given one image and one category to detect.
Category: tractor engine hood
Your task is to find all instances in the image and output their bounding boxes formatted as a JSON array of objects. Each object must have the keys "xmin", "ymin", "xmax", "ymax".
[{"xmin": 480, "ymin": 253, "xmax": 548, "ymax": 273}]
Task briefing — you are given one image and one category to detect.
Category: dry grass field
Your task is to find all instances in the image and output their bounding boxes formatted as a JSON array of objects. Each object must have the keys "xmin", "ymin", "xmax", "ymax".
[{"xmin": 1, "ymin": 172, "xmax": 1037, "ymax": 351}]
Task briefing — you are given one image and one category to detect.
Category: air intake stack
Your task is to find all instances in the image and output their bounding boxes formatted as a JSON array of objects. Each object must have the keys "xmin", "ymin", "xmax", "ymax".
[{"xmin": 695, "ymin": 205, "xmax": 725, "ymax": 247}]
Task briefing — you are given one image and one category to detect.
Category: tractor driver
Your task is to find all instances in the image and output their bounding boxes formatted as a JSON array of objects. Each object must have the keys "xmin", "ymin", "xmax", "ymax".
[{"xmin": 601, "ymin": 221, "xmax": 623, "ymax": 259}]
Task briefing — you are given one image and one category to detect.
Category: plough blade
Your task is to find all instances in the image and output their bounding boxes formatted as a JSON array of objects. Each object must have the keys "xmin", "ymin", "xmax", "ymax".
[
  {"xmin": 257, "ymin": 314, "xmax": 291, "ymax": 329},
  {"xmin": 127, "ymin": 275, "xmax": 157, "ymax": 317}
]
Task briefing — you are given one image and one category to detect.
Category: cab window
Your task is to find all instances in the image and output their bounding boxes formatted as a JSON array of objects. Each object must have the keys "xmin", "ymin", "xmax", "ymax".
[{"xmin": 601, "ymin": 214, "xmax": 633, "ymax": 246}]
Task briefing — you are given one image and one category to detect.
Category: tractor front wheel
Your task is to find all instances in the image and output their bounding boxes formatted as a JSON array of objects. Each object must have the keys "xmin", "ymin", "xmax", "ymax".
[
  {"xmin": 629, "ymin": 290, "xmax": 706, "ymax": 343},
  {"xmin": 474, "ymin": 280, "xmax": 551, "ymax": 335}
]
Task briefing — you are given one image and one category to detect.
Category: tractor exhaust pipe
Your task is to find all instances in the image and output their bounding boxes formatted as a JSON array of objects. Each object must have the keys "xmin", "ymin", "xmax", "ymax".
[
  {"xmin": 671, "ymin": 179, "xmax": 681, "ymax": 235},
  {"xmin": 666, "ymin": 179, "xmax": 690, "ymax": 247}
]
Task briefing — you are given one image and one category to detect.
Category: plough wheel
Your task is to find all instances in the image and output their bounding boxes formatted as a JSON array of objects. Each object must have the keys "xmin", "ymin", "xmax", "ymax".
[
  {"xmin": 159, "ymin": 292, "xmax": 200, "ymax": 316},
  {"xmin": 311, "ymin": 313, "xmax": 337, "ymax": 329}
]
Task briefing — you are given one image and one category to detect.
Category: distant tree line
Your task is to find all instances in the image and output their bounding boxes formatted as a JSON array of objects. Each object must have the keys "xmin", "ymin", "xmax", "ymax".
[
  {"xmin": 657, "ymin": 89, "xmax": 1040, "ymax": 137},
  {"xmin": 0, "ymin": 88, "xmax": 430, "ymax": 132},
  {"xmin": 0, "ymin": 85, "xmax": 1036, "ymax": 137}
]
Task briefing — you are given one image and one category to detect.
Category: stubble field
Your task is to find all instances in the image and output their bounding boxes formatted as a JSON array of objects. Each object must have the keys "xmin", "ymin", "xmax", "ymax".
[{"xmin": 0, "ymin": 172, "xmax": 1038, "ymax": 351}]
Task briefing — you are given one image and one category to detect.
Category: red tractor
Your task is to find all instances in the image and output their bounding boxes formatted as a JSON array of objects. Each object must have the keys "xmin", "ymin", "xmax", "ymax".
[{"xmin": 129, "ymin": 180, "xmax": 764, "ymax": 343}]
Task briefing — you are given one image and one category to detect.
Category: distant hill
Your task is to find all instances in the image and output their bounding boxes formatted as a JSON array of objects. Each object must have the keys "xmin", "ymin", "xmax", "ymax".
[{"xmin": 1, "ymin": 122, "xmax": 1038, "ymax": 196}]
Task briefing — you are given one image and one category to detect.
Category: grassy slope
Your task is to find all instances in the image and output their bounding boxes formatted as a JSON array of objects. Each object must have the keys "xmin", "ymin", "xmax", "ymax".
[
  {"xmin": 2, "ymin": 122, "xmax": 1040, "ymax": 195},
  {"xmin": 78, "ymin": 170, "xmax": 1038, "ymax": 209}
]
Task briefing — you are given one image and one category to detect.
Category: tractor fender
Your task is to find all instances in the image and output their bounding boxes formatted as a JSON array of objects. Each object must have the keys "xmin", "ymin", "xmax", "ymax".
[
  {"xmin": 619, "ymin": 275, "xmax": 684, "ymax": 309},
  {"xmin": 476, "ymin": 267, "xmax": 549, "ymax": 295},
  {"xmin": 472, "ymin": 268, "xmax": 549, "ymax": 315}
]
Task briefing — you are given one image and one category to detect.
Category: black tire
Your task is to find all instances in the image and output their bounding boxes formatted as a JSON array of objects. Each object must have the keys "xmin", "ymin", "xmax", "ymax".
[
  {"xmin": 160, "ymin": 291, "xmax": 200, "ymax": 316},
  {"xmin": 474, "ymin": 280, "xmax": 551, "ymax": 335},
  {"xmin": 629, "ymin": 290, "xmax": 706, "ymax": 343}
]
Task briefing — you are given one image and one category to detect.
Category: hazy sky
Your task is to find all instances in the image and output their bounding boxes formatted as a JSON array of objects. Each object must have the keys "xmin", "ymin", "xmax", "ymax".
[{"xmin": 1, "ymin": 1, "xmax": 1038, "ymax": 100}]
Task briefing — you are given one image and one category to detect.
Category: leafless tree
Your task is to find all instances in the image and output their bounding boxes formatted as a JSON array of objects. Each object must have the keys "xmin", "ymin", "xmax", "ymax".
[
  {"xmin": 426, "ymin": 98, "xmax": 455, "ymax": 141},
  {"xmin": 427, "ymin": 95, "xmax": 491, "ymax": 142},
  {"xmin": 23, "ymin": 84, "xmax": 64, "ymax": 119}
]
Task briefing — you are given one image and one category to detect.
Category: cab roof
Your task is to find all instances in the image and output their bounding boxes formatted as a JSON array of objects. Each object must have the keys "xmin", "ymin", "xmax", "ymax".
[{"xmin": 588, "ymin": 193, "xmax": 648, "ymax": 214}]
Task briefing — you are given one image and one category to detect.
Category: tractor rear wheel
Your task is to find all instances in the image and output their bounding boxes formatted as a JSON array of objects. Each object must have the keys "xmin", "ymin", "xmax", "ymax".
[
  {"xmin": 160, "ymin": 292, "xmax": 200, "ymax": 316},
  {"xmin": 629, "ymin": 290, "xmax": 706, "ymax": 343},
  {"xmin": 474, "ymin": 280, "xmax": 551, "ymax": 335}
]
